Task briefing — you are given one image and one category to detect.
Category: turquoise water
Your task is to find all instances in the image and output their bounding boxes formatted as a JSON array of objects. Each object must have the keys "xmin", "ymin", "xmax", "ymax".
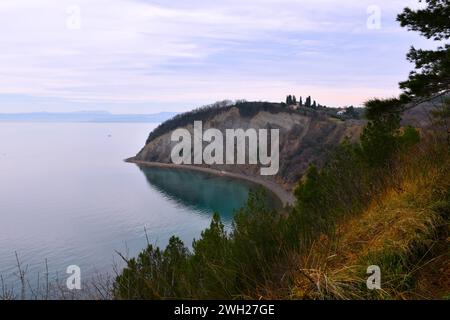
[
  {"xmin": 0, "ymin": 123, "xmax": 261, "ymax": 286},
  {"xmin": 139, "ymin": 167, "xmax": 252, "ymax": 221}
]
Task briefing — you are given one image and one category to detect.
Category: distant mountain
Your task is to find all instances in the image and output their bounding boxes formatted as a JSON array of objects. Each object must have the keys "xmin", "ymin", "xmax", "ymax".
[{"xmin": 0, "ymin": 111, "xmax": 178, "ymax": 123}]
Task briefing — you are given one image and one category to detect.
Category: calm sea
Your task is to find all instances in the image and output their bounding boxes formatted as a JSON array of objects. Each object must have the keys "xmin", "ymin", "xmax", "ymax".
[{"xmin": 0, "ymin": 122, "xmax": 256, "ymax": 287}]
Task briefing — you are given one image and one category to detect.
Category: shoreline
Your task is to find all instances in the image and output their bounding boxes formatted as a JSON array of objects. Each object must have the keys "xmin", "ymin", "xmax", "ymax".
[{"xmin": 125, "ymin": 158, "xmax": 296, "ymax": 206}]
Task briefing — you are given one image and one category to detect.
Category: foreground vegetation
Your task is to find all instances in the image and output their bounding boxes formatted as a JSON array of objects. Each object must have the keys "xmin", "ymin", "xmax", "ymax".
[{"xmin": 289, "ymin": 133, "xmax": 449, "ymax": 299}]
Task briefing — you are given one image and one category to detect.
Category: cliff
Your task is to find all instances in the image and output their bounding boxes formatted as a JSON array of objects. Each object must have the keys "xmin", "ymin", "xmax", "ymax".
[{"xmin": 132, "ymin": 102, "xmax": 365, "ymax": 191}]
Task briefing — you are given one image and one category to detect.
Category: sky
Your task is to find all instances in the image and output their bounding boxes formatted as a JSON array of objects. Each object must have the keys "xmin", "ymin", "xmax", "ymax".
[{"xmin": 0, "ymin": 0, "xmax": 432, "ymax": 114}]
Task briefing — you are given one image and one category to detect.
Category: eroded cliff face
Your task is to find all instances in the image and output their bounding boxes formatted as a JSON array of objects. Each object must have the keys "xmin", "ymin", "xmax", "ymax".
[{"xmin": 134, "ymin": 107, "xmax": 364, "ymax": 190}]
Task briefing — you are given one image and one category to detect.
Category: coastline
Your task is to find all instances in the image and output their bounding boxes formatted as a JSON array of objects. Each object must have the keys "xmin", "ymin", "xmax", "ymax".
[{"xmin": 125, "ymin": 158, "xmax": 296, "ymax": 207}]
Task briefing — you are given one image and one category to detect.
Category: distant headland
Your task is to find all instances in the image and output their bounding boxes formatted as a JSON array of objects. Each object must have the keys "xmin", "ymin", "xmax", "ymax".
[{"xmin": 0, "ymin": 111, "xmax": 178, "ymax": 123}]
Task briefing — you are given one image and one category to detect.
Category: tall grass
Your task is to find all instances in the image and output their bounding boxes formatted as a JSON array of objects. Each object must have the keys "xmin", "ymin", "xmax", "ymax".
[{"xmin": 290, "ymin": 133, "xmax": 449, "ymax": 300}]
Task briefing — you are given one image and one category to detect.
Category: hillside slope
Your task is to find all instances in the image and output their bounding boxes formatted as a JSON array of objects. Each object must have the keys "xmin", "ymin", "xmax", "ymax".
[
  {"xmin": 286, "ymin": 139, "xmax": 450, "ymax": 300},
  {"xmin": 132, "ymin": 102, "xmax": 364, "ymax": 190}
]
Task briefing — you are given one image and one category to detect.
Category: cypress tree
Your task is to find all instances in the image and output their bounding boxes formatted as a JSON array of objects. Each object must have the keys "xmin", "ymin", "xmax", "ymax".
[{"xmin": 305, "ymin": 96, "xmax": 311, "ymax": 108}]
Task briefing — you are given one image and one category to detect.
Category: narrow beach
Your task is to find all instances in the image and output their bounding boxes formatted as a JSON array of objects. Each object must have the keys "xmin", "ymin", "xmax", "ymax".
[{"xmin": 126, "ymin": 159, "xmax": 296, "ymax": 206}]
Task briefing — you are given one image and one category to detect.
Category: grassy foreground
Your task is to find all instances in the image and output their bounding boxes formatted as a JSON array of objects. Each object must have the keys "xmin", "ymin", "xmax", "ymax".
[{"xmin": 288, "ymin": 137, "xmax": 449, "ymax": 300}]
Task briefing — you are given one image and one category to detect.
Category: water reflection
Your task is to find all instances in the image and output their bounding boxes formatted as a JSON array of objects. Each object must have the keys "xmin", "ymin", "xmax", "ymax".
[{"xmin": 137, "ymin": 166, "xmax": 276, "ymax": 222}]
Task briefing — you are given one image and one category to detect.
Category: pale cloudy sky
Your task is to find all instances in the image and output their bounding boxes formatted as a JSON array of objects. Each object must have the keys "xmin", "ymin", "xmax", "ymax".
[{"xmin": 0, "ymin": 0, "xmax": 430, "ymax": 113}]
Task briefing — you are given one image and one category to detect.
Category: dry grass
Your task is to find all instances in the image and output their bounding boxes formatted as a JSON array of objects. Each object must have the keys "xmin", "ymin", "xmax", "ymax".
[{"xmin": 289, "ymin": 139, "xmax": 450, "ymax": 300}]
